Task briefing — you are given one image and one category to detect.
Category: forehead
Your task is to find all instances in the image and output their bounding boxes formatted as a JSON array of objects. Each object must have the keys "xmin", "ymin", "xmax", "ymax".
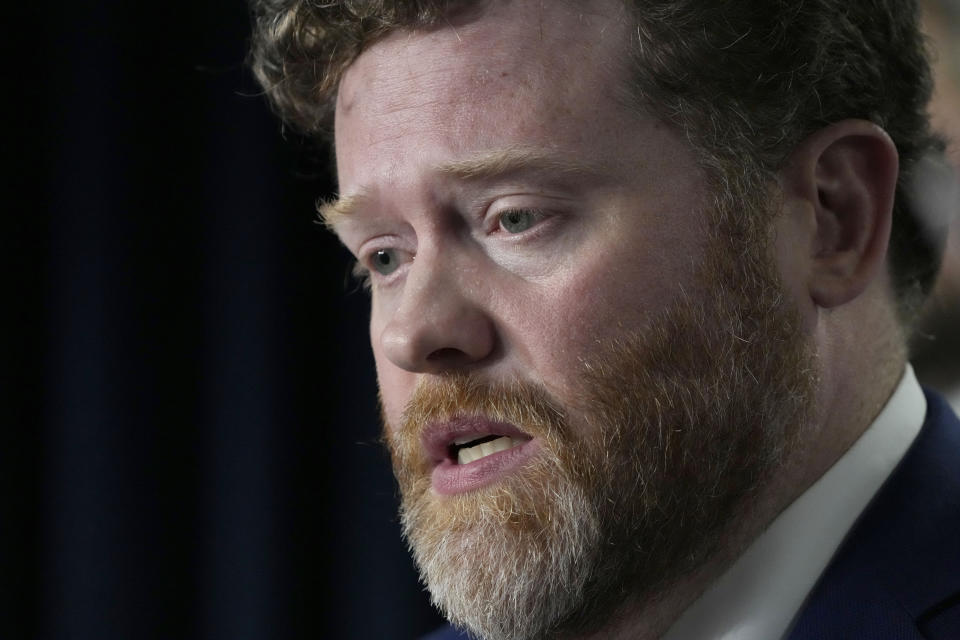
[{"xmin": 333, "ymin": 0, "xmax": 638, "ymax": 190}]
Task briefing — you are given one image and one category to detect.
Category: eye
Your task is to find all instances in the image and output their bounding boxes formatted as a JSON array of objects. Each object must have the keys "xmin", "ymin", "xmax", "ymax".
[
  {"xmin": 498, "ymin": 208, "xmax": 543, "ymax": 234},
  {"xmin": 370, "ymin": 248, "xmax": 402, "ymax": 275}
]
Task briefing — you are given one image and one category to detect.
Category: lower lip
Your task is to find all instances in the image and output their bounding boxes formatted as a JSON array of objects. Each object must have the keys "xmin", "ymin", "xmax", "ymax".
[{"xmin": 431, "ymin": 439, "xmax": 540, "ymax": 495}]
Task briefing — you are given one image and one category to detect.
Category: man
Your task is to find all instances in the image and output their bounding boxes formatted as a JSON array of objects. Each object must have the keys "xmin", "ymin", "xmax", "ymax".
[{"xmin": 249, "ymin": 1, "xmax": 960, "ymax": 638}]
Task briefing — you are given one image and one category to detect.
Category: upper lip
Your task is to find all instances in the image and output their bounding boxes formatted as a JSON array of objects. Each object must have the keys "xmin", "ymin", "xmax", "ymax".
[{"xmin": 422, "ymin": 416, "xmax": 532, "ymax": 464}]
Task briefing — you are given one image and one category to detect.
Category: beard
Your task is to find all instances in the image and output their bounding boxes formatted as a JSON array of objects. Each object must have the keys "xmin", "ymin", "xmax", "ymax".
[{"xmin": 383, "ymin": 199, "xmax": 819, "ymax": 640}]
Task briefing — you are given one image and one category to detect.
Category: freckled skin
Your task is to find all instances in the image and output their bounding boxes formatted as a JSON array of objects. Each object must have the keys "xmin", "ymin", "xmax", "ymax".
[{"xmin": 333, "ymin": 1, "xmax": 712, "ymax": 435}]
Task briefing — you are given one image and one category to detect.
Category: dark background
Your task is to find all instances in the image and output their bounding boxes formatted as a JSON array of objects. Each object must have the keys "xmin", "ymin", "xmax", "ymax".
[
  {"xmin": 6, "ymin": 1, "xmax": 443, "ymax": 638},
  {"xmin": 5, "ymin": 2, "xmax": 958, "ymax": 640}
]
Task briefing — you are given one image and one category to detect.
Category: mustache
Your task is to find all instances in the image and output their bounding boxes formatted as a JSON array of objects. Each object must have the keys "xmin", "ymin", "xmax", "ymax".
[{"xmin": 386, "ymin": 375, "xmax": 570, "ymax": 458}]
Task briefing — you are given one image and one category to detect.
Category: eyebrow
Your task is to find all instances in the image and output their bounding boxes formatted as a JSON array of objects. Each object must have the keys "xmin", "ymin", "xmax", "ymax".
[
  {"xmin": 317, "ymin": 192, "xmax": 369, "ymax": 229},
  {"xmin": 319, "ymin": 148, "xmax": 604, "ymax": 228},
  {"xmin": 438, "ymin": 148, "xmax": 605, "ymax": 181}
]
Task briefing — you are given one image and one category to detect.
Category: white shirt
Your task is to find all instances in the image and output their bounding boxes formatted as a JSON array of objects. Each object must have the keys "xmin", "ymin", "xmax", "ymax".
[{"xmin": 663, "ymin": 365, "xmax": 927, "ymax": 640}]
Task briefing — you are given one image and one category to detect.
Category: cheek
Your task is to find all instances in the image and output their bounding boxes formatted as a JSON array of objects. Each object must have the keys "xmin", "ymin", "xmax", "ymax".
[
  {"xmin": 500, "ymin": 260, "xmax": 657, "ymax": 394},
  {"xmin": 369, "ymin": 316, "xmax": 413, "ymax": 432},
  {"xmin": 377, "ymin": 367, "xmax": 411, "ymax": 433},
  {"xmin": 501, "ymin": 228, "xmax": 705, "ymax": 397}
]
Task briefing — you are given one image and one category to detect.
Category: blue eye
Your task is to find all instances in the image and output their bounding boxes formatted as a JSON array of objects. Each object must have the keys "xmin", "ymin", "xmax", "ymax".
[
  {"xmin": 371, "ymin": 249, "xmax": 401, "ymax": 275},
  {"xmin": 499, "ymin": 209, "xmax": 539, "ymax": 234}
]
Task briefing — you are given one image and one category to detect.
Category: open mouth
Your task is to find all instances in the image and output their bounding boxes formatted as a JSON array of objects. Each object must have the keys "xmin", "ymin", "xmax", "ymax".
[
  {"xmin": 449, "ymin": 434, "xmax": 529, "ymax": 465},
  {"xmin": 425, "ymin": 419, "xmax": 539, "ymax": 495},
  {"xmin": 424, "ymin": 417, "xmax": 534, "ymax": 466}
]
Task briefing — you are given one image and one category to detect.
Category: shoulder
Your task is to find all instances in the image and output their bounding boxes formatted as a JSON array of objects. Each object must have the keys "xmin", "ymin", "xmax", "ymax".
[{"xmin": 789, "ymin": 389, "xmax": 960, "ymax": 639}]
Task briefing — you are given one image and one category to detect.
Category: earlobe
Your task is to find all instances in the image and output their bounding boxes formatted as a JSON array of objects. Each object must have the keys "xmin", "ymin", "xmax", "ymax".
[{"xmin": 780, "ymin": 120, "xmax": 899, "ymax": 309}]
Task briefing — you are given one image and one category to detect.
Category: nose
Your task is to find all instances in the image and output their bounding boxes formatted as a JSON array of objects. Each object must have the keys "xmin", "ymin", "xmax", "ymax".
[{"xmin": 379, "ymin": 256, "xmax": 496, "ymax": 373}]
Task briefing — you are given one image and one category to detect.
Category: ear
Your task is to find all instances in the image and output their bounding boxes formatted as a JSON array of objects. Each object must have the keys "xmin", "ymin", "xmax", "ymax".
[{"xmin": 779, "ymin": 120, "xmax": 899, "ymax": 309}]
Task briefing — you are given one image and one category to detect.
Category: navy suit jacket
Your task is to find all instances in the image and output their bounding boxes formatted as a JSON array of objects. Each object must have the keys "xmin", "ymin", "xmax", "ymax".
[{"xmin": 424, "ymin": 389, "xmax": 960, "ymax": 640}]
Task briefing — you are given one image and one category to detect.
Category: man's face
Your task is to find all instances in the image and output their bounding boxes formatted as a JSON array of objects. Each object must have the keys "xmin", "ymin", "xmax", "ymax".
[
  {"xmin": 331, "ymin": 1, "xmax": 816, "ymax": 638},
  {"xmin": 334, "ymin": 0, "xmax": 714, "ymax": 438}
]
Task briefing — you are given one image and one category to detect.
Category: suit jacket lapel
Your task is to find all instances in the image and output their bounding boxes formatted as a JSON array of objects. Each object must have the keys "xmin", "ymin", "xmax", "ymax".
[{"xmin": 787, "ymin": 390, "xmax": 960, "ymax": 639}]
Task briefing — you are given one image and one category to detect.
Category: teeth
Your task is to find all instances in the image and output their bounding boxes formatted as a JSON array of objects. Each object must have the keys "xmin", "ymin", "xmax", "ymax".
[{"xmin": 456, "ymin": 436, "xmax": 522, "ymax": 465}]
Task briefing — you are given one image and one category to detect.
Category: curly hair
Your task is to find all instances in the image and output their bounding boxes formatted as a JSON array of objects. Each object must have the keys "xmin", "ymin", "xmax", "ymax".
[{"xmin": 248, "ymin": 0, "xmax": 946, "ymax": 324}]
